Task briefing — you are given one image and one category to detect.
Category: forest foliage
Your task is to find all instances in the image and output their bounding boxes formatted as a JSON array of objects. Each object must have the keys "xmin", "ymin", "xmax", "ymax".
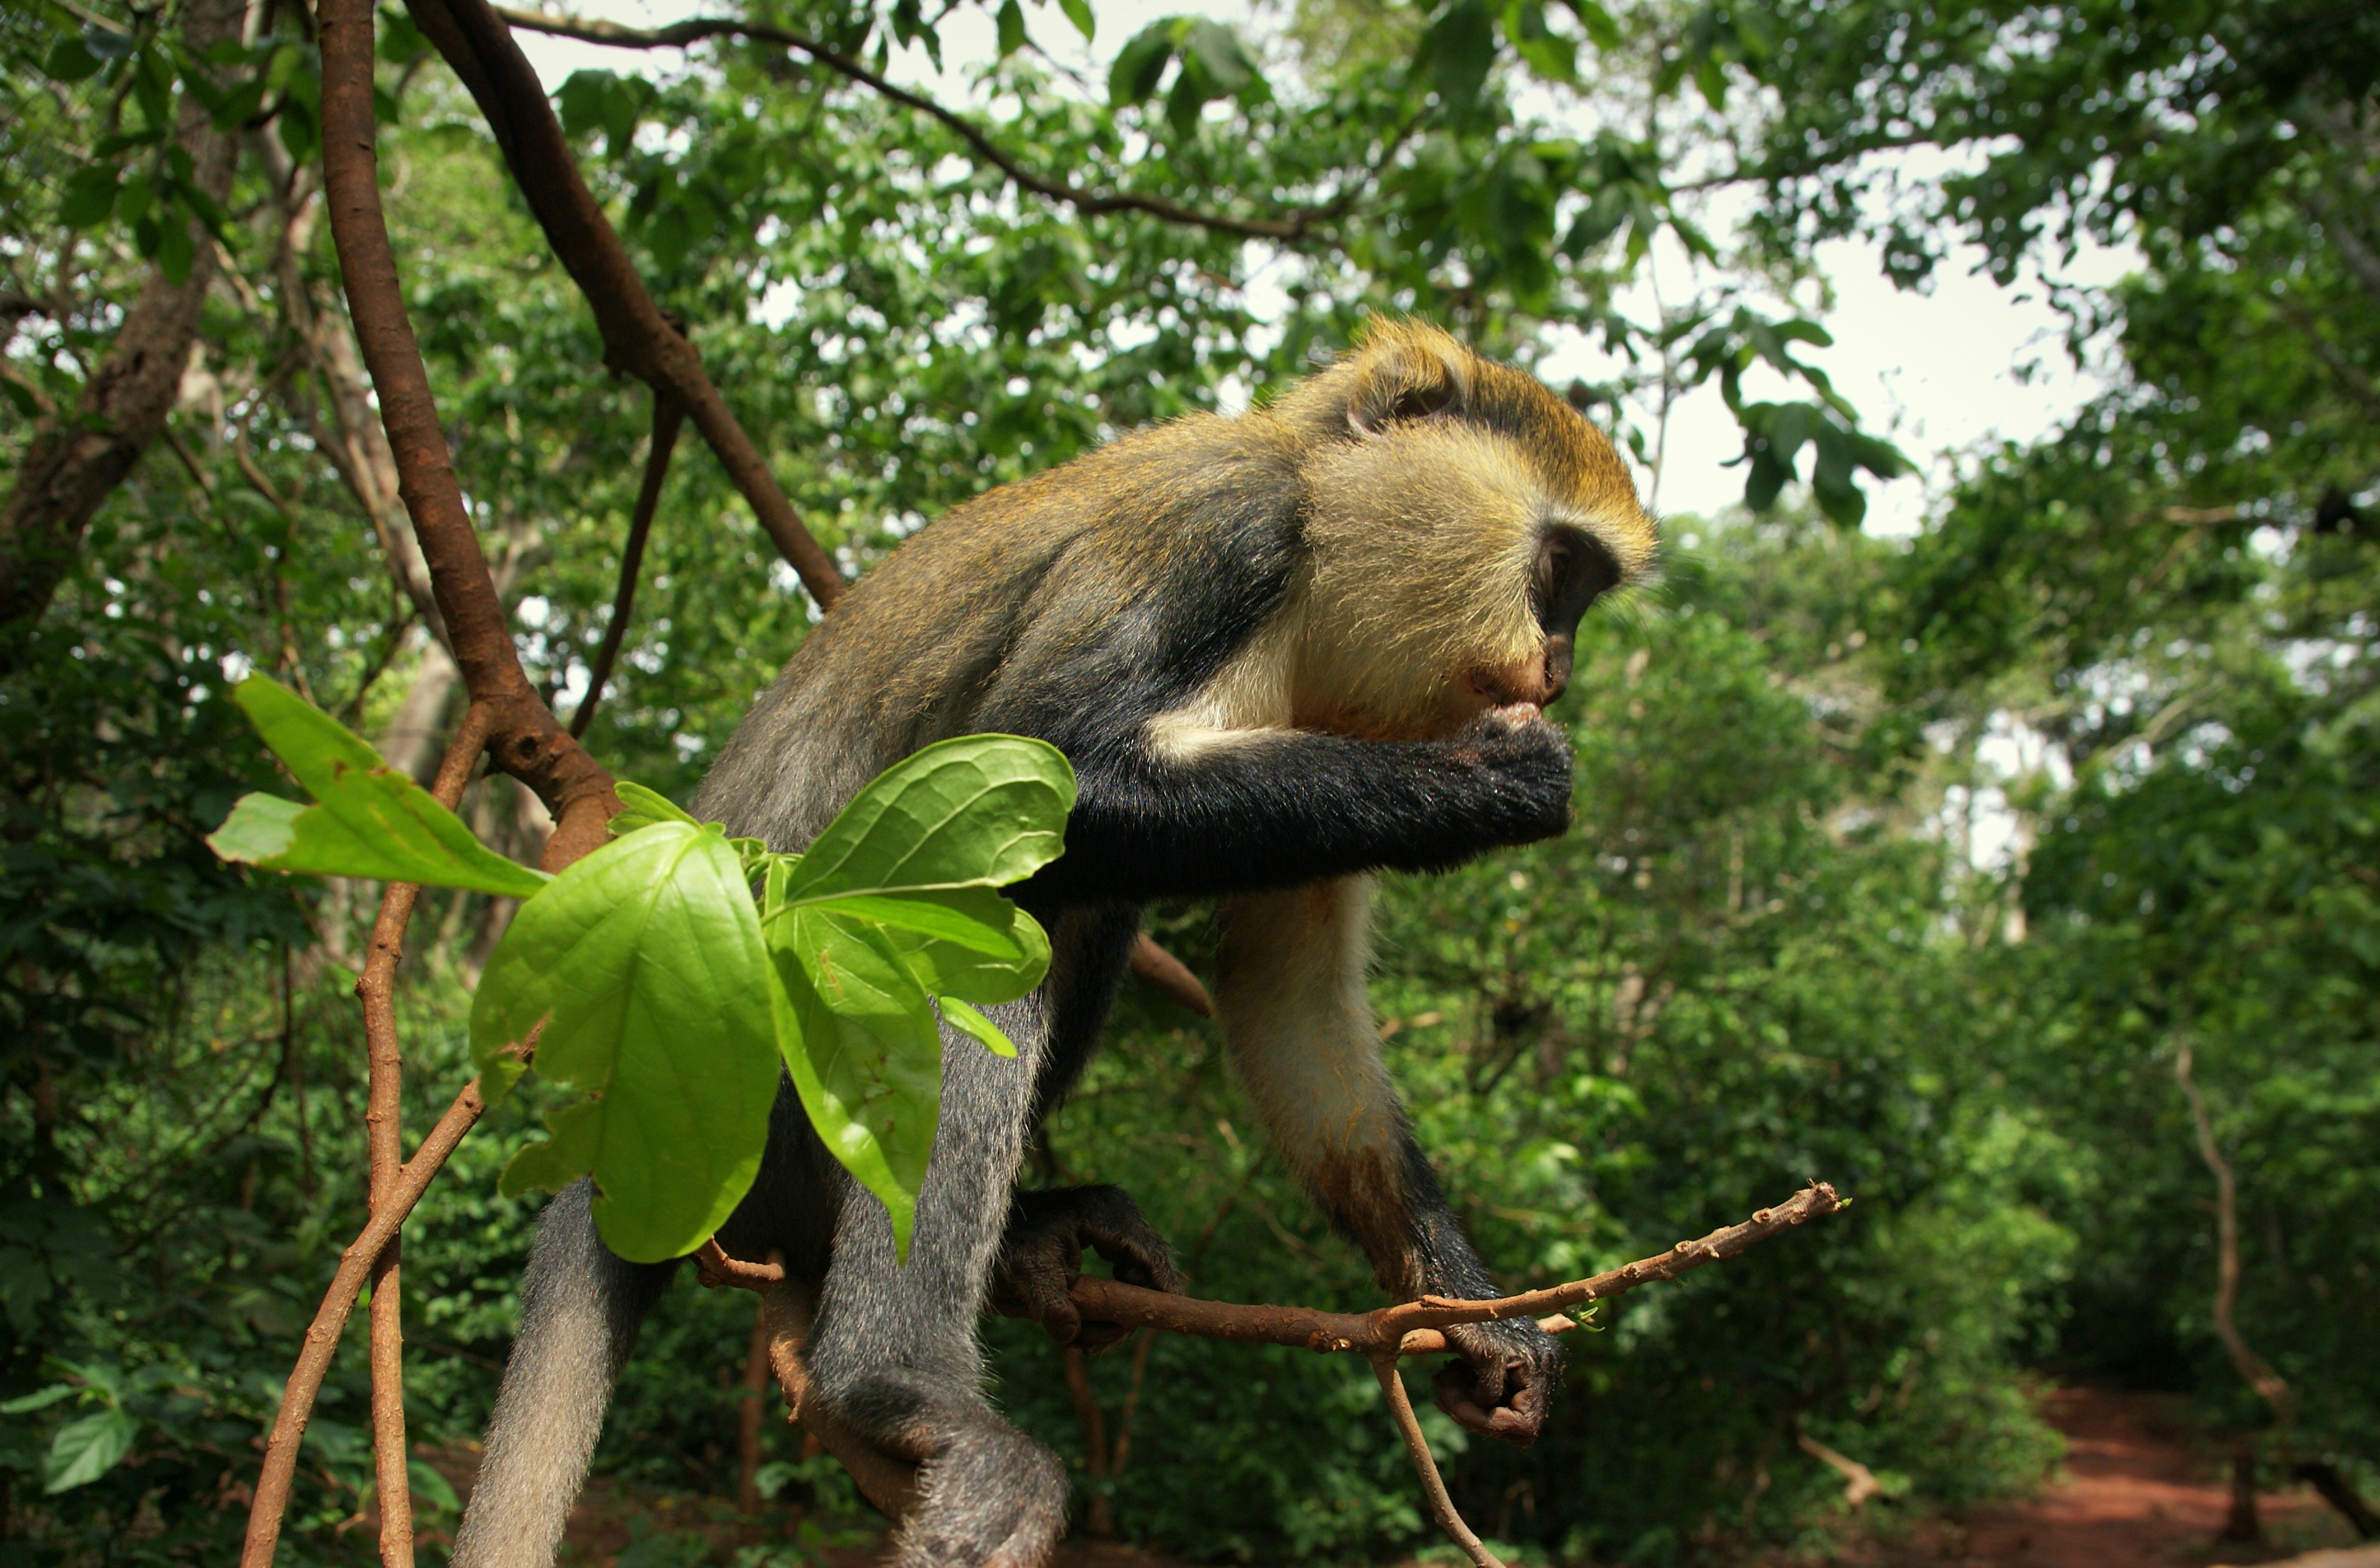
[{"xmin": 1, "ymin": 0, "xmax": 2375, "ymax": 1561}]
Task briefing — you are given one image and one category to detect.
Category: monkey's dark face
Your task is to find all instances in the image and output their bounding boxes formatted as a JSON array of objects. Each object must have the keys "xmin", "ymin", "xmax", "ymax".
[{"xmin": 1278, "ymin": 322, "xmax": 1655, "ymax": 739}]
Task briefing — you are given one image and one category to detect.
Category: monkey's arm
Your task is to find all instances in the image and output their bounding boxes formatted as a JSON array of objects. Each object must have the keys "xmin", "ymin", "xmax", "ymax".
[
  {"xmin": 1022, "ymin": 709, "xmax": 1573, "ymax": 905},
  {"xmin": 1214, "ymin": 880, "xmax": 1563, "ymax": 1444}
]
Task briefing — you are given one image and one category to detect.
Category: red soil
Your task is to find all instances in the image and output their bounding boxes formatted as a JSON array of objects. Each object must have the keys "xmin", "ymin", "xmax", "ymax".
[{"xmin": 1883, "ymin": 1388, "xmax": 2363, "ymax": 1568}]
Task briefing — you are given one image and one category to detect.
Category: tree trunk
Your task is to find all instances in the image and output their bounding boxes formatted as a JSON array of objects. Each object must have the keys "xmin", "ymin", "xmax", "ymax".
[{"xmin": 0, "ymin": 0, "xmax": 245, "ymax": 635}]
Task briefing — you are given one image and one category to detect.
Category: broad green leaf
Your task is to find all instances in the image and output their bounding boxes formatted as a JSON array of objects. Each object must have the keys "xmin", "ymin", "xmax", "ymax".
[
  {"xmin": 0, "ymin": 1385, "xmax": 77, "ymax": 1415},
  {"xmin": 777, "ymin": 734, "xmax": 1074, "ymax": 905},
  {"xmin": 939, "ymin": 997, "xmax": 1017, "ymax": 1057},
  {"xmin": 207, "ymin": 676, "xmax": 549, "ymax": 898},
  {"xmin": 767, "ymin": 888, "xmax": 947, "ymax": 1263},
  {"xmin": 1056, "ymin": 0, "xmax": 1095, "ymax": 42},
  {"xmin": 1426, "ymin": 0, "xmax": 1495, "ymax": 112},
  {"xmin": 996, "ymin": 0, "xmax": 1026, "ymax": 56},
  {"xmin": 1109, "ymin": 20, "xmax": 1175, "ymax": 105},
  {"xmin": 826, "ymin": 889, "xmax": 1052, "ymax": 1005},
  {"xmin": 610, "ymin": 780, "xmax": 698, "ymax": 835},
  {"xmin": 58, "ymin": 167, "xmax": 120, "ymax": 229},
  {"xmin": 43, "ymin": 1409, "xmax": 137, "ymax": 1494},
  {"xmin": 43, "ymin": 36, "xmax": 102, "ymax": 82},
  {"xmin": 473, "ymin": 822, "xmax": 780, "ymax": 1262}
]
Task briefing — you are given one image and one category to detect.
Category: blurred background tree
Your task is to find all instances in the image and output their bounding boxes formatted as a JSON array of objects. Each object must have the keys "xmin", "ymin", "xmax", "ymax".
[{"xmin": 1, "ymin": 0, "xmax": 2371, "ymax": 1561}]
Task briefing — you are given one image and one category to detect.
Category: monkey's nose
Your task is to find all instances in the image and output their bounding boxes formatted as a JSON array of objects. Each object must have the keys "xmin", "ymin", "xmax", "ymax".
[{"xmin": 1541, "ymin": 634, "xmax": 1575, "ymax": 705}]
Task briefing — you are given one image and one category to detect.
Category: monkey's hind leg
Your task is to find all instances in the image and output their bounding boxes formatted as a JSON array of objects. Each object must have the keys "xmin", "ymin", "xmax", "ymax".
[
  {"xmin": 451, "ymin": 1179, "xmax": 675, "ymax": 1568},
  {"xmin": 804, "ymin": 999, "xmax": 1069, "ymax": 1568}
]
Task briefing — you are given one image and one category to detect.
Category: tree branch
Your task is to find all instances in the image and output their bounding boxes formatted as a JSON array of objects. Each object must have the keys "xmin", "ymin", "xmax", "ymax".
[
  {"xmin": 356, "ymin": 707, "xmax": 489, "ymax": 1568},
  {"xmin": 707, "ymin": 1183, "xmax": 1846, "ymax": 1556},
  {"xmin": 319, "ymin": 0, "xmax": 619, "ymax": 868},
  {"xmin": 491, "ymin": 5, "xmax": 1348, "ymax": 242},
  {"xmin": 238, "ymin": 1077, "xmax": 494, "ymax": 1568},
  {"xmin": 571, "ymin": 391, "xmax": 679, "ymax": 738},
  {"xmin": 2174, "ymin": 1039, "xmax": 2295, "ymax": 1429},
  {"xmin": 401, "ymin": 0, "xmax": 848, "ymax": 610}
]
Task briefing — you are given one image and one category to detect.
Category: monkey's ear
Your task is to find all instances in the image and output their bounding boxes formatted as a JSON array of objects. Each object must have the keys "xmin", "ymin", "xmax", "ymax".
[{"xmin": 1346, "ymin": 332, "xmax": 1465, "ymax": 439}]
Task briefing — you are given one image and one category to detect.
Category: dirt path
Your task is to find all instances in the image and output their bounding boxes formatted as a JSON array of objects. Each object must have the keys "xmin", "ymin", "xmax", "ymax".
[{"xmin": 1890, "ymin": 1389, "xmax": 2363, "ymax": 1568}]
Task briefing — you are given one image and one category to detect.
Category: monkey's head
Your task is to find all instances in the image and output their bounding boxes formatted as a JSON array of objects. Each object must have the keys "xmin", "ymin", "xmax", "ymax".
[{"xmin": 1270, "ymin": 320, "xmax": 1656, "ymax": 740}]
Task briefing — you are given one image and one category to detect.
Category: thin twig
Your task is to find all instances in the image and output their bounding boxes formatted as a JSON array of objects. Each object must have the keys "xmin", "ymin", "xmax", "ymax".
[
  {"xmin": 356, "ymin": 705, "xmax": 490, "ymax": 1568},
  {"xmin": 238, "ymin": 1079, "xmax": 493, "ymax": 1568},
  {"xmin": 492, "ymin": 5, "xmax": 1352, "ymax": 242},
  {"xmin": 704, "ymin": 1184, "xmax": 1845, "ymax": 1556},
  {"xmin": 1374, "ymin": 1356, "xmax": 1504, "ymax": 1568},
  {"xmin": 571, "ymin": 393, "xmax": 679, "ymax": 738}
]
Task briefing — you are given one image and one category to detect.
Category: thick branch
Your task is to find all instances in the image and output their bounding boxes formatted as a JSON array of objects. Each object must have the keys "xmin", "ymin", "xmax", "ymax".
[
  {"xmin": 0, "ymin": 0, "xmax": 245, "ymax": 639},
  {"xmin": 492, "ymin": 6, "xmax": 1344, "ymax": 242},
  {"xmin": 319, "ymin": 0, "xmax": 617, "ymax": 866},
  {"xmin": 1127, "ymin": 932, "xmax": 1213, "ymax": 1016},
  {"xmin": 401, "ymin": 0, "xmax": 847, "ymax": 610}
]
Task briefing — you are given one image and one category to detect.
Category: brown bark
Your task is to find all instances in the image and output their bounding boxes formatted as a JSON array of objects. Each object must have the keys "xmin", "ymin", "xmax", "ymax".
[
  {"xmin": 0, "ymin": 0, "xmax": 245, "ymax": 636},
  {"xmin": 571, "ymin": 392, "xmax": 680, "ymax": 738},
  {"xmin": 397, "ymin": 0, "xmax": 847, "ymax": 611},
  {"xmin": 356, "ymin": 710, "xmax": 489, "ymax": 1568},
  {"xmin": 238, "ymin": 1078, "xmax": 493, "ymax": 1568},
  {"xmin": 315, "ymin": 0, "xmax": 618, "ymax": 870},
  {"xmin": 2174, "ymin": 1042, "xmax": 2295, "ymax": 1429},
  {"xmin": 1128, "ymin": 933, "xmax": 1214, "ymax": 1016}
]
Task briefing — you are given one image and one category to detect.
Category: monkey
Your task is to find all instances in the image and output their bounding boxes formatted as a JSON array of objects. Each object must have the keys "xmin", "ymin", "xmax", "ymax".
[{"xmin": 450, "ymin": 319, "xmax": 1657, "ymax": 1568}]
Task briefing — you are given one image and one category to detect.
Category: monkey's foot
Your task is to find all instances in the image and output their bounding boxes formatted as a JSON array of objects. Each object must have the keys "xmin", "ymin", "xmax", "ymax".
[
  {"xmin": 991, "ymin": 1184, "xmax": 1179, "ymax": 1352},
  {"xmin": 1435, "ymin": 1314, "xmax": 1565, "ymax": 1447}
]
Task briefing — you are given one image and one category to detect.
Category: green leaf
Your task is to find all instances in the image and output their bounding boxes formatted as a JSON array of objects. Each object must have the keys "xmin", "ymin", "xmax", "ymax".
[
  {"xmin": 1056, "ymin": 0, "xmax": 1095, "ymax": 42},
  {"xmin": 996, "ymin": 0, "xmax": 1026, "ymax": 57},
  {"xmin": 0, "ymin": 1385, "xmax": 77, "ymax": 1415},
  {"xmin": 1108, "ymin": 21, "xmax": 1175, "ymax": 106},
  {"xmin": 44, "ymin": 36, "xmax": 102, "ymax": 82},
  {"xmin": 1426, "ymin": 0, "xmax": 1496, "ymax": 112},
  {"xmin": 408, "ymin": 1457, "xmax": 462, "ymax": 1516},
  {"xmin": 777, "ymin": 734, "xmax": 1075, "ymax": 905},
  {"xmin": 610, "ymin": 780, "xmax": 699, "ymax": 835},
  {"xmin": 938, "ymin": 997, "xmax": 1016, "ymax": 1057},
  {"xmin": 472, "ymin": 821, "xmax": 780, "ymax": 1262},
  {"xmin": 831, "ymin": 888, "xmax": 1052, "ymax": 1003},
  {"xmin": 1181, "ymin": 19, "xmax": 1256, "ymax": 94},
  {"xmin": 767, "ymin": 890, "xmax": 948, "ymax": 1264},
  {"xmin": 43, "ymin": 1409, "xmax": 138, "ymax": 1494},
  {"xmin": 58, "ymin": 168, "xmax": 120, "ymax": 229},
  {"xmin": 206, "ymin": 676, "xmax": 549, "ymax": 898}
]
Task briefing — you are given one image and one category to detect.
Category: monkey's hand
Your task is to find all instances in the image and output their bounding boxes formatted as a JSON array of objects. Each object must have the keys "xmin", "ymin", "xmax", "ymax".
[
  {"xmin": 990, "ymin": 1186, "xmax": 1181, "ymax": 1353},
  {"xmin": 1434, "ymin": 1315, "xmax": 1564, "ymax": 1447},
  {"xmin": 1445, "ymin": 706, "xmax": 1575, "ymax": 847}
]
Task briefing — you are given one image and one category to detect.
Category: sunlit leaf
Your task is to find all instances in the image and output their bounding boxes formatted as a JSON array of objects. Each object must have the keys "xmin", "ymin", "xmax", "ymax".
[
  {"xmin": 475, "ymin": 822, "xmax": 781, "ymax": 1262},
  {"xmin": 206, "ymin": 677, "xmax": 549, "ymax": 898},
  {"xmin": 777, "ymin": 734, "xmax": 1074, "ymax": 905}
]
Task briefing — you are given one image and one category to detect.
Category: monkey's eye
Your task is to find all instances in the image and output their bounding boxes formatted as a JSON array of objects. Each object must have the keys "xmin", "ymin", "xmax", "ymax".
[
  {"xmin": 1388, "ymin": 379, "xmax": 1455, "ymax": 423},
  {"xmin": 1534, "ymin": 528, "xmax": 1621, "ymax": 633}
]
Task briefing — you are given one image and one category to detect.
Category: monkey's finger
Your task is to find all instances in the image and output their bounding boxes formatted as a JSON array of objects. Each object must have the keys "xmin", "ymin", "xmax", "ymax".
[{"xmin": 1009, "ymin": 1251, "xmax": 1084, "ymax": 1345}]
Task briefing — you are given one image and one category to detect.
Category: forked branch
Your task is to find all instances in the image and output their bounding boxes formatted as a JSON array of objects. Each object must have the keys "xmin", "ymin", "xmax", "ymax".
[{"xmin": 704, "ymin": 1183, "xmax": 1847, "ymax": 1563}]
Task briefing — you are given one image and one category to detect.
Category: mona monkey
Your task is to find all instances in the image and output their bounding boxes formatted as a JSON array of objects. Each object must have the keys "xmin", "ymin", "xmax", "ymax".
[{"xmin": 451, "ymin": 320, "xmax": 1656, "ymax": 1568}]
